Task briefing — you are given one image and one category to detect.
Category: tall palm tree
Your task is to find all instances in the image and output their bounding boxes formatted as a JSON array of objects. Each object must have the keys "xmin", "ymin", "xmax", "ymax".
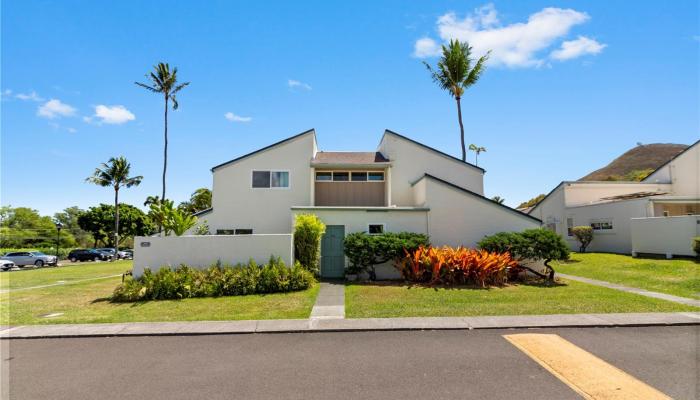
[
  {"xmin": 424, "ymin": 40, "xmax": 489, "ymax": 161},
  {"xmin": 468, "ymin": 144, "xmax": 487, "ymax": 166},
  {"xmin": 86, "ymin": 157, "xmax": 143, "ymax": 249},
  {"xmin": 135, "ymin": 63, "xmax": 189, "ymax": 201}
]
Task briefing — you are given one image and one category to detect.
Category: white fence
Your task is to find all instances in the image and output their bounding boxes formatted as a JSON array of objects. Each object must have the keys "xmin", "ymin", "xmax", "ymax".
[
  {"xmin": 133, "ymin": 234, "xmax": 294, "ymax": 277},
  {"xmin": 631, "ymin": 215, "xmax": 699, "ymax": 258}
]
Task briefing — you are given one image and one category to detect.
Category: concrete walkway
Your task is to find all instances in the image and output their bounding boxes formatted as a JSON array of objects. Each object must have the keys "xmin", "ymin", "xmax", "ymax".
[
  {"xmin": 2, "ymin": 312, "xmax": 699, "ymax": 339},
  {"xmin": 558, "ymin": 273, "xmax": 700, "ymax": 308},
  {"xmin": 310, "ymin": 281, "xmax": 345, "ymax": 319}
]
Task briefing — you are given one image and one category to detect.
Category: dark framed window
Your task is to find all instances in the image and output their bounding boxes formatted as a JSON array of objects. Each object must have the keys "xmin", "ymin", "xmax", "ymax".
[
  {"xmin": 234, "ymin": 229, "xmax": 253, "ymax": 235},
  {"xmin": 216, "ymin": 229, "xmax": 235, "ymax": 235},
  {"xmin": 252, "ymin": 171, "xmax": 271, "ymax": 188},
  {"xmin": 333, "ymin": 172, "xmax": 349, "ymax": 181},
  {"xmin": 368, "ymin": 224, "xmax": 385, "ymax": 234},
  {"xmin": 315, "ymin": 171, "xmax": 332, "ymax": 181},
  {"xmin": 368, "ymin": 172, "xmax": 385, "ymax": 181},
  {"xmin": 252, "ymin": 170, "xmax": 289, "ymax": 188},
  {"xmin": 351, "ymin": 172, "xmax": 368, "ymax": 181}
]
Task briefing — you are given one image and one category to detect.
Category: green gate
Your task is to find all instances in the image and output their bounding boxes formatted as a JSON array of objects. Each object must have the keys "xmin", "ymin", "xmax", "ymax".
[{"xmin": 320, "ymin": 225, "xmax": 345, "ymax": 278}]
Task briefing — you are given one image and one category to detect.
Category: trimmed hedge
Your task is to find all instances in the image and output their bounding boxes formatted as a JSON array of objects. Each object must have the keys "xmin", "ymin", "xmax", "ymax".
[
  {"xmin": 293, "ymin": 214, "xmax": 326, "ymax": 274},
  {"xmin": 344, "ymin": 232, "xmax": 430, "ymax": 280},
  {"xmin": 693, "ymin": 237, "xmax": 700, "ymax": 256},
  {"xmin": 112, "ymin": 257, "xmax": 314, "ymax": 302}
]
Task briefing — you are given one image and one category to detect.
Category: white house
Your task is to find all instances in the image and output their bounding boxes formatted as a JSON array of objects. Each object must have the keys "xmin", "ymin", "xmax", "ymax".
[
  {"xmin": 529, "ymin": 140, "xmax": 699, "ymax": 257},
  {"xmin": 134, "ymin": 129, "xmax": 540, "ymax": 278}
]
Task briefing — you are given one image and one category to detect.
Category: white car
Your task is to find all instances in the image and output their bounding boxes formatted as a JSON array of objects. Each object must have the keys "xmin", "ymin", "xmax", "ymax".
[
  {"xmin": 0, "ymin": 259, "xmax": 16, "ymax": 271},
  {"xmin": 1, "ymin": 251, "xmax": 58, "ymax": 267}
]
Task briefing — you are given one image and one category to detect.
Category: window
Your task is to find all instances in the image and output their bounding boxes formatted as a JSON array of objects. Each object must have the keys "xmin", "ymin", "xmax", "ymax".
[
  {"xmin": 566, "ymin": 217, "xmax": 574, "ymax": 236},
  {"xmin": 368, "ymin": 224, "xmax": 385, "ymax": 234},
  {"xmin": 368, "ymin": 172, "xmax": 385, "ymax": 181},
  {"xmin": 590, "ymin": 219, "xmax": 613, "ymax": 231},
  {"xmin": 315, "ymin": 171, "xmax": 332, "ymax": 181},
  {"xmin": 351, "ymin": 172, "xmax": 367, "ymax": 181},
  {"xmin": 235, "ymin": 229, "xmax": 253, "ymax": 235},
  {"xmin": 216, "ymin": 229, "xmax": 234, "ymax": 235},
  {"xmin": 252, "ymin": 170, "xmax": 289, "ymax": 188},
  {"xmin": 333, "ymin": 172, "xmax": 349, "ymax": 181}
]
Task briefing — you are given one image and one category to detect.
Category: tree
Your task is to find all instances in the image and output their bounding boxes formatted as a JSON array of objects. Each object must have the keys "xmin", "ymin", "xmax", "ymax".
[
  {"xmin": 78, "ymin": 204, "xmax": 154, "ymax": 247},
  {"xmin": 54, "ymin": 206, "xmax": 93, "ymax": 247},
  {"xmin": 0, "ymin": 206, "xmax": 76, "ymax": 248},
  {"xmin": 468, "ymin": 144, "xmax": 486, "ymax": 166},
  {"xmin": 86, "ymin": 157, "xmax": 143, "ymax": 249},
  {"xmin": 517, "ymin": 194, "xmax": 546, "ymax": 209},
  {"xmin": 492, "ymin": 196, "xmax": 505, "ymax": 204},
  {"xmin": 147, "ymin": 199, "xmax": 175, "ymax": 236},
  {"xmin": 178, "ymin": 188, "xmax": 212, "ymax": 214},
  {"xmin": 166, "ymin": 208, "xmax": 198, "ymax": 236},
  {"xmin": 571, "ymin": 226, "xmax": 594, "ymax": 253},
  {"xmin": 424, "ymin": 40, "xmax": 490, "ymax": 161},
  {"xmin": 135, "ymin": 63, "xmax": 189, "ymax": 202},
  {"xmin": 293, "ymin": 214, "xmax": 326, "ymax": 274}
]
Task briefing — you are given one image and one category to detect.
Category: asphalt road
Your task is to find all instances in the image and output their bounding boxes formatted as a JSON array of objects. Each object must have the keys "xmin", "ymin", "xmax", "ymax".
[{"xmin": 5, "ymin": 326, "xmax": 699, "ymax": 400}]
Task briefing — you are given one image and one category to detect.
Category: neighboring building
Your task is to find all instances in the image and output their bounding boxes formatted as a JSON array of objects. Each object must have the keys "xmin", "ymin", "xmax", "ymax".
[
  {"xmin": 529, "ymin": 140, "xmax": 699, "ymax": 256},
  {"xmin": 187, "ymin": 129, "xmax": 540, "ymax": 278}
]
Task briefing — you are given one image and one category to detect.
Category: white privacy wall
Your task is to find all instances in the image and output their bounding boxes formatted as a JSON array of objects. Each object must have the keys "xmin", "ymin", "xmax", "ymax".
[
  {"xmin": 132, "ymin": 234, "xmax": 294, "ymax": 277},
  {"xmin": 631, "ymin": 215, "xmax": 699, "ymax": 257}
]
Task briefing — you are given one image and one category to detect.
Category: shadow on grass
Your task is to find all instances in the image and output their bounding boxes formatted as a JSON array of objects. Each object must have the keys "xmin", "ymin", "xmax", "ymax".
[{"xmin": 346, "ymin": 279, "xmax": 568, "ymax": 291}]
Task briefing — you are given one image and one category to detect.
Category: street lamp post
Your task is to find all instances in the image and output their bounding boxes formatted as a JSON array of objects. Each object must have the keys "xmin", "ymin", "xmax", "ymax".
[{"xmin": 55, "ymin": 222, "xmax": 63, "ymax": 264}]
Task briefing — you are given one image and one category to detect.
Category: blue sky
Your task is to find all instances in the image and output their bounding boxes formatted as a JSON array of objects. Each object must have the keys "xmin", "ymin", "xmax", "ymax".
[{"xmin": 2, "ymin": 0, "xmax": 698, "ymax": 216}]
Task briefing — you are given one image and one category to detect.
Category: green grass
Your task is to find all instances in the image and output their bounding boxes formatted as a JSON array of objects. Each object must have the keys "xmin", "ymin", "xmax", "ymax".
[
  {"xmin": 554, "ymin": 253, "xmax": 700, "ymax": 299},
  {"xmin": 345, "ymin": 279, "xmax": 698, "ymax": 318},
  {"xmin": 0, "ymin": 260, "xmax": 319, "ymax": 325},
  {"xmin": 0, "ymin": 260, "xmax": 132, "ymax": 290}
]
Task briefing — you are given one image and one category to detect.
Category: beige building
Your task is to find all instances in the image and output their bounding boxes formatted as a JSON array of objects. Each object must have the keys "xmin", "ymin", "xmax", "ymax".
[
  {"xmin": 529, "ymin": 140, "xmax": 700, "ymax": 257},
  {"xmin": 188, "ymin": 129, "xmax": 540, "ymax": 278}
]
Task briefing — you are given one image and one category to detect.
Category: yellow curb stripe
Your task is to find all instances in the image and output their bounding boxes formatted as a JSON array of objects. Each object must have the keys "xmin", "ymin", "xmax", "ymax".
[{"xmin": 503, "ymin": 334, "xmax": 672, "ymax": 400}]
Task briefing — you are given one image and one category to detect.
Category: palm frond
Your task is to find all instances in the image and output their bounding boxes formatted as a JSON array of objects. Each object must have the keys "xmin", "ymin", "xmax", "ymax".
[{"xmin": 135, "ymin": 82, "xmax": 160, "ymax": 93}]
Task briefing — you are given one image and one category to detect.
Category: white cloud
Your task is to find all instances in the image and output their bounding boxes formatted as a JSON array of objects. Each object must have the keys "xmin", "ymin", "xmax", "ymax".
[
  {"xmin": 415, "ymin": 3, "xmax": 602, "ymax": 68},
  {"xmin": 88, "ymin": 105, "xmax": 136, "ymax": 124},
  {"xmin": 224, "ymin": 112, "xmax": 252, "ymax": 123},
  {"xmin": 288, "ymin": 79, "xmax": 312, "ymax": 90},
  {"xmin": 413, "ymin": 37, "xmax": 441, "ymax": 57},
  {"xmin": 2, "ymin": 89, "xmax": 12, "ymax": 96},
  {"xmin": 67, "ymin": 127, "xmax": 77, "ymax": 133},
  {"xmin": 551, "ymin": 36, "xmax": 606, "ymax": 60},
  {"xmin": 16, "ymin": 91, "xmax": 44, "ymax": 102},
  {"xmin": 37, "ymin": 99, "xmax": 76, "ymax": 118}
]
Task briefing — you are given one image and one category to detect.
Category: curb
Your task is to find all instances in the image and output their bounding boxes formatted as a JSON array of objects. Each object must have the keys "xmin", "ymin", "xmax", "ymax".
[{"xmin": 3, "ymin": 312, "xmax": 699, "ymax": 339}]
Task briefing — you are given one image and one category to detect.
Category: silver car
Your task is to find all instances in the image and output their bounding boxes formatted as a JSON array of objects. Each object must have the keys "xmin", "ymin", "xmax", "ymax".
[
  {"xmin": 1, "ymin": 251, "xmax": 58, "ymax": 267},
  {"xmin": 0, "ymin": 260, "xmax": 16, "ymax": 271}
]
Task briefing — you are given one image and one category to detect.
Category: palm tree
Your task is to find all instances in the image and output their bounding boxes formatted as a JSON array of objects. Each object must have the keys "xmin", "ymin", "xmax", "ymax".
[
  {"xmin": 86, "ymin": 157, "xmax": 143, "ymax": 249},
  {"xmin": 424, "ymin": 40, "xmax": 489, "ymax": 161},
  {"xmin": 468, "ymin": 144, "xmax": 487, "ymax": 166},
  {"xmin": 492, "ymin": 196, "xmax": 505, "ymax": 204},
  {"xmin": 135, "ymin": 63, "xmax": 189, "ymax": 202}
]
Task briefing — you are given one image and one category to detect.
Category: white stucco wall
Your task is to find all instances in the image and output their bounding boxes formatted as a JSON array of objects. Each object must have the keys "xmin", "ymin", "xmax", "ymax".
[
  {"xmin": 418, "ymin": 177, "xmax": 540, "ymax": 248},
  {"xmin": 530, "ymin": 185, "xmax": 567, "ymax": 237},
  {"xmin": 377, "ymin": 132, "xmax": 484, "ymax": 206},
  {"xmin": 132, "ymin": 234, "xmax": 294, "ymax": 277},
  {"xmin": 564, "ymin": 198, "xmax": 650, "ymax": 254},
  {"xmin": 631, "ymin": 215, "xmax": 699, "ymax": 257},
  {"xmin": 563, "ymin": 182, "xmax": 670, "ymax": 207},
  {"xmin": 209, "ymin": 131, "xmax": 315, "ymax": 234},
  {"xmin": 645, "ymin": 142, "xmax": 699, "ymax": 196}
]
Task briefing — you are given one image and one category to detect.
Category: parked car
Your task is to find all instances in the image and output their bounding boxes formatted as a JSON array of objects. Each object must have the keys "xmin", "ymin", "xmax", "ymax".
[
  {"xmin": 0, "ymin": 260, "xmax": 16, "ymax": 271},
  {"xmin": 95, "ymin": 247, "xmax": 130, "ymax": 259},
  {"xmin": 1, "ymin": 251, "xmax": 58, "ymax": 267},
  {"xmin": 122, "ymin": 249, "xmax": 133, "ymax": 259},
  {"xmin": 67, "ymin": 249, "xmax": 112, "ymax": 262}
]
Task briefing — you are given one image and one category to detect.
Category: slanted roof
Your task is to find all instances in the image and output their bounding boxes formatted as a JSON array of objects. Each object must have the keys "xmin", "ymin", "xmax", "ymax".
[
  {"xmin": 311, "ymin": 151, "xmax": 389, "ymax": 166},
  {"xmin": 211, "ymin": 128, "xmax": 316, "ymax": 171},
  {"xmin": 599, "ymin": 191, "xmax": 669, "ymax": 201},
  {"xmin": 382, "ymin": 129, "xmax": 485, "ymax": 173},
  {"xmin": 412, "ymin": 173, "xmax": 542, "ymax": 223}
]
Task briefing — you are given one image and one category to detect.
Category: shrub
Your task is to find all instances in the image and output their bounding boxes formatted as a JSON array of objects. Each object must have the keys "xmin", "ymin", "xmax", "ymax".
[
  {"xmin": 344, "ymin": 232, "xmax": 430, "ymax": 280},
  {"xmin": 111, "ymin": 257, "xmax": 315, "ymax": 302},
  {"xmin": 571, "ymin": 226, "xmax": 593, "ymax": 252},
  {"xmin": 693, "ymin": 237, "xmax": 700, "ymax": 256},
  {"xmin": 396, "ymin": 246, "xmax": 517, "ymax": 287},
  {"xmin": 293, "ymin": 214, "xmax": 326, "ymax": 274},
  {"xmin": 194, "ymin": 222, "xmax": 210, "ymax": 235},
  {"xmin": 479, "ymin": 228, "xmax": 570, "ymax": 282}
]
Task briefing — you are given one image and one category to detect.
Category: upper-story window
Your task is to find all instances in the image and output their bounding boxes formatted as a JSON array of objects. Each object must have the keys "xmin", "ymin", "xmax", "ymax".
[
  {"xmin": 252, "ymin": 170, "xmax": 289, "ymax": 188},
  {"xmin": 315, "ymin": 171, "xmax": 385, "ymax": 182}
]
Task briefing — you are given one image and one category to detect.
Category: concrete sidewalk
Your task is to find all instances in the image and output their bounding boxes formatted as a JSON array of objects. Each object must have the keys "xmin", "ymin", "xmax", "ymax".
[
  {"xmin": 2, "ymin": 312, "xmax": 699, "ymax": 339},
  {"xmin": 310, "ymin": 281, "xmax": 345, "ymax": 319}
]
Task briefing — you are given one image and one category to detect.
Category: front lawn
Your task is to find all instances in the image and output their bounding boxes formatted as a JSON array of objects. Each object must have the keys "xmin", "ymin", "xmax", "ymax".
[
  {"xmin": 554, "ymin": 253, "xmax": 700, "ymax": 299},
  {"xmin": 345, "ymin": 279, "xmax": 698, "ymax": 318},
  {"xmin": 1, "ymin": 261, "xmax": 319, "ymax": 325}
]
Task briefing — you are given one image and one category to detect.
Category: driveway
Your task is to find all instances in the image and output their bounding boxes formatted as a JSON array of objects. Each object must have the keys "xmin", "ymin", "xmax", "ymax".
[{"xmin": 5, "ymin": 326, "xmax": 697, "ymax": 400}]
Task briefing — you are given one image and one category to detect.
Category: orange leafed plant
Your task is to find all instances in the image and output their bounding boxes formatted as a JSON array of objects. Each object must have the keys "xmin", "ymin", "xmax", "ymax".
[{"xmin": 396, "ymin": 246, "xmax": 518, "ymax": 287}]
